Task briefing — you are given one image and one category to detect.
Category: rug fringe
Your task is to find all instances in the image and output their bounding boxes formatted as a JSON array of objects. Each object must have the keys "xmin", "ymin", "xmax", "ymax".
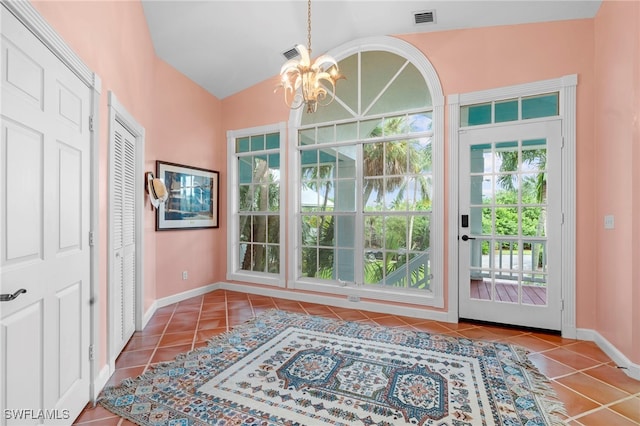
[{"xmin": 510, "ymin": 344, "xmax": 569, "ymax": 424}]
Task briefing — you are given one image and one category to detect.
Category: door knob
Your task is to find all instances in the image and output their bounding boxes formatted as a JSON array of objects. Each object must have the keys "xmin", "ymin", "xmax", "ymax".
[
  {"xmin": 461, "ymin": 235, "xmax": 476, "ymax": 241},
  {"xmin": 0, "ymin": 288, "xmax": 27, "ymax": 302}
]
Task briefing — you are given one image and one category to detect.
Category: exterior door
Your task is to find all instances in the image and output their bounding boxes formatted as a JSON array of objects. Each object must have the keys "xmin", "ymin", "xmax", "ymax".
[
  {"xmin": 1, "ymin": 7, "xmax": 91, "ymax": 425},
  {"xmin": 459, "ymin": 120, "xmax": 562, "ymax": 330},
  {"xmin": 110, "ymin": 120, "xmax": 137, "ymax": 358}
]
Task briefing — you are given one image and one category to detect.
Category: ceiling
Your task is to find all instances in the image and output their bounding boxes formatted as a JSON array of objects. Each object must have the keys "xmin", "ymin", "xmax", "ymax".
[{"xmin": 141, "ymin": 1, "xmax": 601, "ymax": 100}]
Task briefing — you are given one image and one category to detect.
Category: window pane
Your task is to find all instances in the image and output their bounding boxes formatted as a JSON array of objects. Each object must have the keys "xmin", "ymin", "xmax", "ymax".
[
  {"xmin": 317, "ymin": 125, "xmax": 334, "ymax": 144},
  {"xmin": 267, "ymin": 215, "xmax": 279, "ymax": 243},
  {"xmin": 410, "ymin": 214, "xmax": 430, "ymax": 251},
  {"xmin": 238, "ymin": 158, "xmax": 252, "ymax": 184},
  {"xmin": 299, "ymin": 128, "xmax": 315, "ymax": 146},
  {"xmin": 495, "ymin": 99, "xmax": 518, "ymax": 123},
  {"xmin": 522, "ymin": 93, "xmax": 558, "ymax": 119},
  {"xmin": 336, "ymin": 248, "xmax": 354, "ymax": 282},
  {"xmin": 250, "ymin": 135, "xmax": 265, "ymax": 151},
  {"xmin": 267, "ymin": 246, "xmax": 279, "ymax": 273},
  {"xmin": 239, "ymin": 215, "xmax": 251, "ymax": 242},
  {"xmin": 363, "ymin": 143, "xmax": 384, "ymax": 177},
  {"xmin": 336, "ymin": 122, "xmax": 358, "ymax": 142},
  {"xmin": 336, "ymin": 146, "xmax": 356, "ymax": 178},
  {"xmin": 462, "ymin": 103, "xmax": 491, "ymax": 126},
  {"xmin": 409, "ymin": 112, "xmax": 432, "ymax": 132},
  {"xmin": 265, "ymin": 133, "xmax": 279, "ymax": 150},
  {"xmin": 236, "ymin": 137, "xmax": 250, "ymax": 153},
  {"xmin": 334, "ymin": 180, "xmax": 355, "ymax": 212}
]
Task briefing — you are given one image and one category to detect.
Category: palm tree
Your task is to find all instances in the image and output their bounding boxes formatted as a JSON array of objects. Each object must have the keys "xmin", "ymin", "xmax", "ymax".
[{"xmin": 496, "ymin": 147, "xmax": 546, "ymax": 269}]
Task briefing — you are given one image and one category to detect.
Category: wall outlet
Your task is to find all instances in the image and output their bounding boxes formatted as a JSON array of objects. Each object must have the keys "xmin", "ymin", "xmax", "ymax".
[
  {"xmin": 604, "ymin": 215, "xmax": 614, "ymax": 230},
  {"xmin": 347, "ymin": 294, "xmax": 360, "ymax": 302},
  {"xmin": 182, "ymin": 271, "xmax": 188, "ymax": 280}
]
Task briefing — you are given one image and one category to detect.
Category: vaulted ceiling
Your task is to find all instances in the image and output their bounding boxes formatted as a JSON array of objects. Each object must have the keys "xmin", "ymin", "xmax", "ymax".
[{"xmin": 141, "ymin": 1, "xmax": 601, "ymax": 99}]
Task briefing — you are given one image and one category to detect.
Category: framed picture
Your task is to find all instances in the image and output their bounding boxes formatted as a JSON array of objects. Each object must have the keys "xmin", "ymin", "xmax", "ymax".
[{"xmin": 156, "ymin": 161, "xmax": 219, "ymax": 230}]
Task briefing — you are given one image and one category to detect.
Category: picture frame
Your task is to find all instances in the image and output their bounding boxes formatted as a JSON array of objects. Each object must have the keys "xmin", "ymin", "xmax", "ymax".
[{"xmin": 156, "ymin": 161, "xmax": 219, "ymax": 230}]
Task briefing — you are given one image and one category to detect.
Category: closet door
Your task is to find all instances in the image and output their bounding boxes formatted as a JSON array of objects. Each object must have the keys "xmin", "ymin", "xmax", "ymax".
[{"xmin": 111, "ymin": 120, "xmax": 137, "ymax": 356}]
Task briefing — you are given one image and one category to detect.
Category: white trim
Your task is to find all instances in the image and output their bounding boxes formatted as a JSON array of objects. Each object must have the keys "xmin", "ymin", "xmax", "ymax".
[
  {"xmin": 92, "ymin": 364, "xmax": 111, "ymax": 401},
  {"xmin": 154, "ymin": 283, "xmax": 221, "ymax": 308},
  {"xmin": 1, "ymin": 0, "xmax": 103, "ymax": 404},
  {"xmin": 1, "ymin": 1, "xmax": 95, "ymax": 87},
  {"xmin": 577, "ymin": 329, "xmax": 640, "ymax": 381},
  {"xmin": 226, "ymin": 122, "xmax": 287, "ymax": 287},
  {"xmin": 217, "ymin": 282, "xmax": 451, "ymax": 323},
  {"xmin": 447, "ymin": 75, "xmax": 577, "ymax": 336},
  {"xmin": 107, "ymin": 92, "xmax": 146, "ymax": 371},
  {"xmin": 447, "ymin": 95, "xmax": 461, "ymax": 323},
  {"xmin": 287, "ymin": 36, "xmax": 445, "ymax": 308}
]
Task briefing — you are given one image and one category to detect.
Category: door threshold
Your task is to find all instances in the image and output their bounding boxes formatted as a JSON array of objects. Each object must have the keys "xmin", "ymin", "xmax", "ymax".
[{"xmin": 459, "ymin": 318, "xmax": 561, "ymax": 336}]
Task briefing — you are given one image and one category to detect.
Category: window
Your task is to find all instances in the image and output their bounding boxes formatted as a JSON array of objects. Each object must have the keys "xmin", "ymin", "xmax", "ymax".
[
  {"xmin": 291, "ymin": 42, "xmax": 444, "ymax": 307},
  {"xmin": 227, "ymin": 124, "xmax": 285, "ymax": 286},
  {"xmin": 461, "ymin": 93, "xmax": 559, "ymax": 127}
]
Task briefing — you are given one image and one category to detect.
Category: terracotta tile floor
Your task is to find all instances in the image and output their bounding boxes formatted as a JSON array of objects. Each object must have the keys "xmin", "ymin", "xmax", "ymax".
[{"xmin": 74, "ymin": 290, "xmax": 640, "ymax": 425}]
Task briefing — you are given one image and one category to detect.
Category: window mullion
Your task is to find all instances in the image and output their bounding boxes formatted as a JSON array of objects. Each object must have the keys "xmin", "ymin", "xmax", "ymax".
[{"xmin": 354, "ymin": 143, "xmax": 364, "ymax": 286}]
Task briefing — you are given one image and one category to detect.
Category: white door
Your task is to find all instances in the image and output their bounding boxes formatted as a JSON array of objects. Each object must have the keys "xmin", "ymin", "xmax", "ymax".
[
  {"xmin": 459, "ymin": 120, "xmax": 562, "ymax": 330},
  {"xmin": 0, "ymin": 7, "xmax": 91, "ymax": 425},
  {"xmin": 110, "ymin": 120, "xmax": 136, "ymax": 358}
]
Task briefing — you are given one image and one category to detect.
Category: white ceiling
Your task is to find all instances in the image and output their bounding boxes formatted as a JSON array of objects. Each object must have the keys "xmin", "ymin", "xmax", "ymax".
[{"xmin": 142, "ymin": 0, "xmax": 601, "ymax": 100}]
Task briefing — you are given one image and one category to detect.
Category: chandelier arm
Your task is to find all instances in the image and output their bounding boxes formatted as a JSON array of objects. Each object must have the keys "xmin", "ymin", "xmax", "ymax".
[{"xmin": 276, "ymin": 0, "xmax": 342, "ymax": 113}]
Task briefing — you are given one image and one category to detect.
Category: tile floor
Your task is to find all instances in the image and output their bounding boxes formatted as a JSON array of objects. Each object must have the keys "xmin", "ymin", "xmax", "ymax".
[{"xmin": 73, "ymin": 290, "xmax": 640, "ymax": 425}]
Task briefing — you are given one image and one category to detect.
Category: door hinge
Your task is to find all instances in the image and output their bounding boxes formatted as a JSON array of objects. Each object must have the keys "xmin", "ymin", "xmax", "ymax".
[
  {"xmin": 89, "ymin": 115, "xmax": 94, "ymax": 132},
  {"xmin": 89, "ymin": 231, "xmax": 95, "ymax": 247},
  {"xmin": 561, "ymin": 137, "xmax": 565, "ymax": 149},
  {"xmin": 561, "ymin": 213, "xmax": 565, "ymax": 225},
  {"xmin": 561, "ymin": 299, "xmax": 565, "ymax": 311},
  {"xmin": 88, "ymin": 345, "xmax": 94, "ymax": 361}
]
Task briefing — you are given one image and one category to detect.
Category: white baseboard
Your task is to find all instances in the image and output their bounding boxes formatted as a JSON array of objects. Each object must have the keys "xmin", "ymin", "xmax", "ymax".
[
  {"xmin": 91, "ymin": 364, "xmax": 111, "ymax": 401},
  {"xmin": 138, "ymin": 283, "xmax": 222, "ymax": 331},
  {"xmin": 577, "ymin": 328, "xmax": 640, "ymax": 380},
  {"xmin": 142, "ymin": 300, "xmax": 157, "ymax": 330},
  {"xmin": 217, "ymin": 281, "xmax": 451, "ymax": 323}
]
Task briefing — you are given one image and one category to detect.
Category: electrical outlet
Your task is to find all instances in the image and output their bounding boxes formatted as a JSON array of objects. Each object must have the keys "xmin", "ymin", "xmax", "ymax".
[
  {"xmin": 182, "ymin": 271, "xmax": 188, "ymax": 280},
  {"xmin": 347, "ymin": 295, "xmax": 360, "ymax": 302}
]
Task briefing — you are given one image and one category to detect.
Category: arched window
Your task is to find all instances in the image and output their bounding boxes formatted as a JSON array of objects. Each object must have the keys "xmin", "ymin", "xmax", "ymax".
[{"xmin": 289, "ymin": 36, "xmax": 444, "ymax": 307}]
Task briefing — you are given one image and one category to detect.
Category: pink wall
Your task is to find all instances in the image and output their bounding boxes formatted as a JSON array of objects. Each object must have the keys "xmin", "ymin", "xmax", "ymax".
[
  {"xmin": 594, "ymin": 0, "xmax": 640, "ymax": 364},
  {"xmin": 30, "ymin": 1, "xmax": 223, "ymax": 367}
]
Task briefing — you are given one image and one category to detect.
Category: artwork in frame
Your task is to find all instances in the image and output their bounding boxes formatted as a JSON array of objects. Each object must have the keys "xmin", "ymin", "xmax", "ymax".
[{"xmin": 156, "ymin": 161, "xmax": 219, "ymax": 230}]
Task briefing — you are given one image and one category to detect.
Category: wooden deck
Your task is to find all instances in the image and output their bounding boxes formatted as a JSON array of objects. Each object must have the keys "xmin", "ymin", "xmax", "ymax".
[{"xmin": 470, "ymin": 280, "xmax": 547, "ymax": 305}]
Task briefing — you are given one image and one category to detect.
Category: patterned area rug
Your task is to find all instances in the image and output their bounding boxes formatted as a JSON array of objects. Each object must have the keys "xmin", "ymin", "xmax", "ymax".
[{"xmin": 100, "ymin": 310, "xmax": 567, "ymax": 425}]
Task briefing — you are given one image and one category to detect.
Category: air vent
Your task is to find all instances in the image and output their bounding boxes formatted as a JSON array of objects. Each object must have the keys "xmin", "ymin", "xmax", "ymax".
[
  {"xmin": 282, "ymin": 46, "xmax": 300, "ymax": 60},
  {"xmin": 414, "ymin": 10, "xmax": 435, "ymax": 25}
]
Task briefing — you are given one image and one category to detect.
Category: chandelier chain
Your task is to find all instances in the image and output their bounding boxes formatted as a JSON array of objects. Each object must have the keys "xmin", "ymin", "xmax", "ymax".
[{"xmin": 307, "ymin": 0, "xmax": 312, "ymax": 54}]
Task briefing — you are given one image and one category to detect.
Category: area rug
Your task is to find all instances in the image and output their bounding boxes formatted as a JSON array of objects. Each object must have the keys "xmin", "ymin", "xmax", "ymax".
[{"xmin": 99, "ymin": 310, "xmax": 567, "ymax": 425}]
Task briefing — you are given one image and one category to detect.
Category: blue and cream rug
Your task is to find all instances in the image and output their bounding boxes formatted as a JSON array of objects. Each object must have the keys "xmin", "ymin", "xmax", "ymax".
[{"xmin": 100, "ymin": 310, "xmax": 567, "ymax": 425}]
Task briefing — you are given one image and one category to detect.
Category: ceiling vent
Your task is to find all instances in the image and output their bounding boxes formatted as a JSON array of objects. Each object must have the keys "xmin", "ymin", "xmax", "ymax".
[
  {"xmin": 282, "ymin": 46, "xmax": 300, "ymax": 60},
  {"xmin": 414, "ymin": 10, "xmax": 435, "ymax": 25}
]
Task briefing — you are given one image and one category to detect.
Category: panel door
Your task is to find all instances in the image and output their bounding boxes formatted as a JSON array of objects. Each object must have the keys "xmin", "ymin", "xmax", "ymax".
[
  {"xmin": 458, "ymin": 120, "xmax": 562, "ymax": 330},
  {"xmin": 1, "ymin": 6, "xmax": 91, "ymax": 425}
]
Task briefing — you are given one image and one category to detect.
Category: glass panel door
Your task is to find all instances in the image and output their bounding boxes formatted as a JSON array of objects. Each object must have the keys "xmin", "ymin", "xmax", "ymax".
[{"xmin": 459, "ymin": 121, "xmax": 562, "ymax": 330}]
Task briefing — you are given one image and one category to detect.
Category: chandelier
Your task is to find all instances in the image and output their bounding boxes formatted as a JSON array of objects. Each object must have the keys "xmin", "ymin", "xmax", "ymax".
[{"xmin": 277, "ymin": 0, "xmax": 343, "ymax": 113}]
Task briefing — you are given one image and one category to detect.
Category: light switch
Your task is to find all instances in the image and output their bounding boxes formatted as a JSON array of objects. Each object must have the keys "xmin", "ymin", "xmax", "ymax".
[{"xmin": 604, "ymin": 215, "xmax": 614, "ymax": 229}]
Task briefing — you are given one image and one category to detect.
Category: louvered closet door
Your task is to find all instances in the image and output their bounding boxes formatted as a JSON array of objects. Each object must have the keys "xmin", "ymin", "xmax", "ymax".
[{"xmin": 111, "ymin": 120, "xmax": 136, "ymax": 356}]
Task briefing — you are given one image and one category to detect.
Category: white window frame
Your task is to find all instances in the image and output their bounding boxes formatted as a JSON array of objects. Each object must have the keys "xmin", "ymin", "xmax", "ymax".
[
  {"xmin": 227, "ymin": 122, "xmax": 287, "ymax": 287},
  {"xmin": 286, "ymin": 36, "xmax": 445, "ymax": 307},
  {"xmin": 447, "ymin": 75, "xmax": 578, "ymax": 337}
]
